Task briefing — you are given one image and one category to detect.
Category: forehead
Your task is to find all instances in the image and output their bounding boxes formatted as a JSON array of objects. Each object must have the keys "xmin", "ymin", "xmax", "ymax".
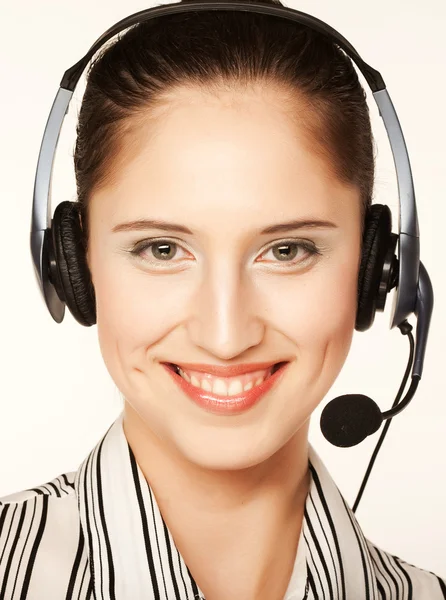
[{"xmin": 90, "ymin": 85, "xmax": 360, "ymax": 227}]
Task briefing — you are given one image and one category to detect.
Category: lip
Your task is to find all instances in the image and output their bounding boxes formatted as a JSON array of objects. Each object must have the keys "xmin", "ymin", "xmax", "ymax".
[
  {"xmin": 162, "ymin": 361, "xmax": 286, "ymax": 377},
  {"xmin": 162, "ymin": 361, "xmax": 290, "ymax": 415}
]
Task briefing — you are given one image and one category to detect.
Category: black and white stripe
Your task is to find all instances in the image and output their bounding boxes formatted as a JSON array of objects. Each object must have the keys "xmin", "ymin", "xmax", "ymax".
[{"xmin": 1, "ymin": 412, "xmax": 445, "ymax": 599}]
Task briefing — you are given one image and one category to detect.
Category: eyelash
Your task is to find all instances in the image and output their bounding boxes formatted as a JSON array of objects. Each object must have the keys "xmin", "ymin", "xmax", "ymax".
[{"xmin": 128, "ymin": 237, "xmax": 322, "ymax": 269}]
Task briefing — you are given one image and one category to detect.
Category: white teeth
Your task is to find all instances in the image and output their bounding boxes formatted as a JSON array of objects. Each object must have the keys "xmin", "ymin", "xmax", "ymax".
[
  {"xmin": 190, "ymin": 374, "xmax": 200, "ymax": 387},
  {"xmin": 200, "ymin": 378, "xmax": 212, "ymax": 392},
  {"xmin": 177, "ymin": 367, "xmax": 269, "ymax": 396},
  {"xmin": 178, "ymin": 368, "xmax": 190, "ymax": 383},
  {"xmin": 227, "ymin": 380, "xmax": 243, "ymax": 395},
  {"xmin": 213, "ymin": 379, "xmax": 229, "ymax": 395}
]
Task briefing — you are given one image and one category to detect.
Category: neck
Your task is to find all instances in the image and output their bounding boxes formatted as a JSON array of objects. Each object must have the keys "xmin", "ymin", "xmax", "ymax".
[
  {"xmin": 122, "ymin": 400, "xmax": 310, "ymax": 515},
  {"xmin": 123, "ymin": 401, "xmax": 311, "ymax": 599}
]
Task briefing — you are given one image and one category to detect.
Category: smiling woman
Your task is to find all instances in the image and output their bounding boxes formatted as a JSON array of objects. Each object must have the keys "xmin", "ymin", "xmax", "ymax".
[
  {"xmin": 1, "ymin": 0, "xmax": 445, "ymax": 599},
  {"xmin": 87, "ymin": 76, "xmax": 361, "ymax": 470}
]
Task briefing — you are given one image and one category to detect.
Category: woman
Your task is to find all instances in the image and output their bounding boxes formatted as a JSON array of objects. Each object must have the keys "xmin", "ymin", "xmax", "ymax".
[{"xmin": 0, "ymin": 0, "xmax": 444, "ymax": 598}]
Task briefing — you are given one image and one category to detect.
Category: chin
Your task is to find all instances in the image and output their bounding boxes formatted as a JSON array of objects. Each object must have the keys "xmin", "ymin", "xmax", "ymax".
[{"xmin": 171, "ymin": 428, "xmax": 289, "ymax": 472}]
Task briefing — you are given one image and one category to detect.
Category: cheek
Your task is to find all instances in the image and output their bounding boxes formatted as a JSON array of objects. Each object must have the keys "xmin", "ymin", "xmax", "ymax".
[
  {"xmin": 94, "ymin": 271, "xmax": 195, "ymax": 340},
  {"xmin": 90, "ymin": 249, "xmax": 198, "ymax": 375},
  {"xmin": 266, "ymin": 252, "xmax": 360, "ymax": 347},
  {"xmin": 270, "ymin": 252, "xmax": 360, "ymax": 398},
  {"xmin": 90, "ymin": 237, "xmax": 360, "ymax": 372}
]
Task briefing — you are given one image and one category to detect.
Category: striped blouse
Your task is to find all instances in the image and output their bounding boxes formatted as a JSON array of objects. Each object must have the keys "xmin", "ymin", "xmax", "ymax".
[{"xmin": 1, "ymin": 412, "xmax": 445, "ymax": 599}]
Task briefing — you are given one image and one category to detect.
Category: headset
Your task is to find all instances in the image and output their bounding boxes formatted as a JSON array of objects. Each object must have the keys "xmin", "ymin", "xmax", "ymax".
[{"xmin": 30, "ymin": 0, "xmax": 434, "ymax": 512}]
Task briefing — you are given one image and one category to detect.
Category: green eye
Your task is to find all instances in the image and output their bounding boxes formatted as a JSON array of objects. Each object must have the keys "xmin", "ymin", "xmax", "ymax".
[
  {"xmin": 265, "ymin": 241, "xmax": 320, "ymax": 263},
  {"xmin": 129, "ymin": 237, "xmax": 322, "ymax": 269}
]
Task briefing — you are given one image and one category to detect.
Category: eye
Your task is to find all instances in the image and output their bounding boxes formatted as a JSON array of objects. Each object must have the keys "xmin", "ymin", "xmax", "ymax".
[
  {"xmin": 258, "ymin": 239, "xmax": 322, "ymax": 268},
  {"xmin": 130, "ymin": 239, "xmax": 189, "ymax": 265},
  {"xmin": 128, "ymin": 238, "xmax": 322, "ymax": 269}
]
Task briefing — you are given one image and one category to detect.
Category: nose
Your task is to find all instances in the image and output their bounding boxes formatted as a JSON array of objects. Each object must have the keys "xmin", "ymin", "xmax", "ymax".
[{"xmin": 186, "ymin": 261, "xmax": 265, "ymax": 360}]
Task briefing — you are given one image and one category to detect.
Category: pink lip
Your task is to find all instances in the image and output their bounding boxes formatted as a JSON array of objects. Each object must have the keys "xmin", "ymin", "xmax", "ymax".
[
  {"xmin": 162, "ymin": 362, "xmax": 290, "ymax": 415},
  {"xmin": 164, "ymin": 361, "xmax": 281, "ymax": 377}
]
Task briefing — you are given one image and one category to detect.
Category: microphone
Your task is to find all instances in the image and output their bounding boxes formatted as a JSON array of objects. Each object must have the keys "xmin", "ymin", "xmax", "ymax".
[
  {"xmin": 320, "ymin": 326, "xmax": 420, "ymax": 448},
  {"xmin": 320, "ymin": 393, "xmax": 384, "ymax": 448},
  {"xmin": 320, "ymin": 262, "xmax": 433, "ymax": 449}
]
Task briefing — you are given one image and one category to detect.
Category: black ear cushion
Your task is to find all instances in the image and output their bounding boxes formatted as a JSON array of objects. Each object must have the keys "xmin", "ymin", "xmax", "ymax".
[
  {"xmin": 356, "ymin": 204, "xmax": 392, "ymax": 332},
  {"xmin": 51, "ymin": 201, "xmax": 96, "ymax": 327}
]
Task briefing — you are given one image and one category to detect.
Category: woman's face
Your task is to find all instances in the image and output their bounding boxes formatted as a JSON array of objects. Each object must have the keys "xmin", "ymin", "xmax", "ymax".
[{"xmin": 87, "ymin": 84, "xmax": 362, "ymax": 470}]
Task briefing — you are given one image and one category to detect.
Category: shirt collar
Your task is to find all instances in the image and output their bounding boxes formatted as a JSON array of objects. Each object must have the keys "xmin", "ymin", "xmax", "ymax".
[{"xmin": 74, "ymin": 412, "xmax": 379, "ymax": 600}]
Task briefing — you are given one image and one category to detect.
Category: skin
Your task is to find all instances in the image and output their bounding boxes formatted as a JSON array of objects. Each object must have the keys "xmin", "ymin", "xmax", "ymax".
[{"xmin": 86, "ymin": 83, "xmax": 362, "ymax": 600}]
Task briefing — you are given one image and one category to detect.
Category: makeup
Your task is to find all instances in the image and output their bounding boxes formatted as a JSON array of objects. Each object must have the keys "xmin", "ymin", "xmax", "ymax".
[{"xmin": 162, "ymin": 361, "xmax": 289, "ymax": 415}]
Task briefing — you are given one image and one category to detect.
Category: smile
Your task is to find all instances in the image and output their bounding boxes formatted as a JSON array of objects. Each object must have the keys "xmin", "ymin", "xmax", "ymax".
[{"xmin": 162, "ymin": 361, "xmax": 289, "ymax": 415}]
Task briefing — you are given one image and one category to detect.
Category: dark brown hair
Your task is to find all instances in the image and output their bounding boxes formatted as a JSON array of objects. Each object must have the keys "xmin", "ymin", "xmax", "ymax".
[{"xmin": 74, "ymin": 0, "xmax": 375, "ymax": 240}]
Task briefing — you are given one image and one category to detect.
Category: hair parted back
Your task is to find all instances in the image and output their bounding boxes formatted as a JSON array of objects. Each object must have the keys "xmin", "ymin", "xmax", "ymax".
[{"xmin": 74, "ymin": 0, "xmax": 375, "ymax": 241}]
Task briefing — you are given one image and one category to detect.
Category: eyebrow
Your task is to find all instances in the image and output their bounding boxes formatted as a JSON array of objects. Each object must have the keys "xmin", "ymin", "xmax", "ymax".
[{"xmin": 112, "ymin": 218, "xmax": 338, "ymax": 235}]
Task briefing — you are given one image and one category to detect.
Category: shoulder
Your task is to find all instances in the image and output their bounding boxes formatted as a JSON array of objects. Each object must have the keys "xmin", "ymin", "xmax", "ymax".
[
  {"xmin": 0, "ymin": 471, "xmax": 78, "ymax": 541},
  {"xmin": 0, "ymin": 470, "xmax": 78, "ymax": 545},
  {"xmin": 0, "ymin": 471, "xmax": 86, "ymax": 597},
  {"xmin": 365, "ymin": 537, "xmax": 446, "ymax": 599},
  {"xmin": 0, "ymin": 471, "xmax": 76, "ymax": 505}
]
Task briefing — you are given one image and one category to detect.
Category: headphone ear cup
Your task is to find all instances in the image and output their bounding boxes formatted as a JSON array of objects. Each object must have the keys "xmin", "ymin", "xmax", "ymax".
[
  {"xmin": 51, "ymin": 201, "xmax": 96, "ymax": 326},
  {"xmin": 356, "ymin": 204, "xmax": 392, "ymax": 332}
]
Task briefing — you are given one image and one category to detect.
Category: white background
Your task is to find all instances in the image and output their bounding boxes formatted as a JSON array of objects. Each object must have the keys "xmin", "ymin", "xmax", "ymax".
[{"xmin": 1, "ymin": 0, "xmax": 445, "ymax": 576}]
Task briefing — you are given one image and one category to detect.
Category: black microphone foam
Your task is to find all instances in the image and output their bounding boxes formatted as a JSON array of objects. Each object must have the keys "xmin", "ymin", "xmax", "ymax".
[{"xmin": 320, "ymin": 394, "xmax": 384, "ymax": 447}]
